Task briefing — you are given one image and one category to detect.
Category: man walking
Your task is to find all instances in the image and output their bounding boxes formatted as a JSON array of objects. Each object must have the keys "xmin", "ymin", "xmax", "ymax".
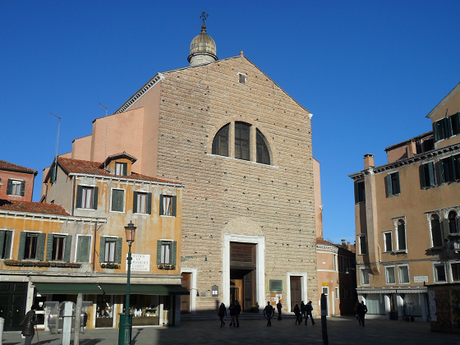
[
  {"xmin": 305, "ymin": 301, "xmax": 315, "ymax": 325},
  {"xmin": 276, "ymin": 300, "xmax": 282, "ymax": 320},
  {"xmin": 357, "ymin": 301, "xmax": 368, "ymax": 327},
  {"xmin": 263, "ymin": 301, "xmax": 275, "ymax": 326},
  {"xmin": 21, "ymin": 304, "xmax": 37, "ymax": 345}
]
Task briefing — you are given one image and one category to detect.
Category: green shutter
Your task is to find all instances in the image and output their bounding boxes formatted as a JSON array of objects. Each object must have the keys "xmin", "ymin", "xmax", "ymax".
[
  {"xmin": 93, "ymin": 187, "xmax": 98, "ymax": 210},
  {"xmin": 76, "ymin": 185, "xmax": 83, "ymax": 208},
  {"xmin": 428, "ymin": 162, "xmax": 436, "ymax": 186},
  {"xmin": 157, "ymin": 241, "xmax": 162, "ymax": 264},
  {"xmin": 115, "ymin": 238, "xmax": 123, "ymax": 264},
  {"xmin": 50, "ymin": 166, "xmax": 56, "ymax": 184},
  {"xmin": 46, "ymin": 234, "xmax": 54, "ymax": 261},
  {"xmin": 147, "ymin": 193, "xmax": 152, "ymax": 215},
  {"xmin": 112, "ymin": 190, "xmax": 124, "ymax": 212},
  {"xmin": 20, "ymin": 181, "xmax": 25, "ymax": 196},
  {"xmin": 171, "ymin": 241, "xmax": 177, "ymax": 265},
  {"xmin": 133, "ymin": 192, "xmax": 138, "ymax": 213},
  {"xmin": 64, "ymin": 235, "xmax": 72, "ymax": 262},
  {"xmin": 99, "ymin": 237, "xmax": 106, "ymax": 263},
  {"xmin": 442, "ymin": 219, "xmax": 450, "ymax": 239},
  {"xmin": 18, "ymin": 232, "xmax": 26, "ymax": 260},
  {"xmin": 76, "ymin": 236, "xmax": 91, "ymax": 262},
  {"xmin": 394, "ymin": 172, "xmax": 400, "ymax": 194},
  {"xmin": 123, "ymin": 163, "xmax": 127, "ymax": 176},
  {"xmin": 440, "ymin": 160, "xmax": 445, "ymax": 183},
  {"xmin": 37, "ymin": 233, "xmax": 46, "ymax": 261},
  {"xmin": 4, "ymin": 231, "xmax": 12, "ymax": 259},
  {"xmin": 159, "ymin": 195, "xmax": 164, "ymax": 215},
  {"xmin": 6, "ymin": 180, "xmax": 12, "ymax": 195},
  {"xmin": 385, "ymin": 175, "xmax": 391, "ymax": 197},
  {"xmin": 172, "ymin": 196, "xmax": 177, "ymax": 216},
  {"xmin": 420, "ymin": 165, "xmax": 426, "ymax": 188},
  {"xmin": 0, "ymin": 231, "xmax": 5, "ymax": 258}
]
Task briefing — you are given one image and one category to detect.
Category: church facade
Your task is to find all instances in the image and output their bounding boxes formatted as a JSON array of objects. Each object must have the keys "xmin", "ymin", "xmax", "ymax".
[{"xmin": 62, "ymin": 21, "xmax": 318, "ymax": 313}]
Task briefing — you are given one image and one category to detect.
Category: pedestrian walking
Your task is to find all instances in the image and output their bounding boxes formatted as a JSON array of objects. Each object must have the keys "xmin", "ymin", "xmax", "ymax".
[
  {"xmin": 276, "ymin": 300, "xmax": 282, "ymax": 320},
  {"xmin": 357, "ymin": 301, "xmax": 368, "ymax": 327},
  {"xmin": 305, "ymin": 300, "xmax": 315, "ymax": 325},
  {"xmin": 21, "ymin": 304, "xmax": 37, "ymax": 345},
  {"xmin": 229, "ymin": 301, "xmax": 235, "ymax": 327},
  {"xmin": 218, "ymin": 302, "xmax": 227, "ymax": 327},
  {"xmin": 300, "ymin": 301, "xmax": 306, "ymax": 319},
  {"xmin": 234, "ymin": 300, "xmax": 241, "ymax": 327},
  {"xmin": 294, "ymin": 304, "xmax": 302, "ymax": 325},
  {"xmin": 263, "ymin": 301, "xmax": 275, "ymax": 326}
]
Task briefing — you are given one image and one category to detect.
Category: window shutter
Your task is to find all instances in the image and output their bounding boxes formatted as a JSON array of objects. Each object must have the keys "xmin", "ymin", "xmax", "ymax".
[
  {"xmin": 115, "ymin": 237, "xmax": 123, "ymax": 264},
  {"xmin": 0, "ymin": 231, "xmax": 5, "ymax": 258},
  {"xmin": 37, "ymin": 233, "xmax": 46, "ymax": 261},
  {"xmin": 93, "ymin": 187, "xmax": 98, "ymax": 210},
  {"xmin": 428, "ymin": 162, "xmax": 436, "ymax": 186},
  {"xmin": 133, "ymin": 192, "xmax": 138, "ymax": 213},
  {"xmin": 64, "ymin": 235, "xmax": 72, "ymax": 262},
  {"xmin": 159, "ymin": 195, "xmax": 164, "ymax": 215},
  {"xmin": 439, "ymin": 160, "xmax": 445, "ymax": 183},
  {"xmin": 50, "ymin": 166, "xmax": 56, "ymax": 184},
  {"xmin": 123, "ymin": 163, "xmax": 127, "ymax": 176},
  {"xmin": 394, "ymin": 172, "xmax": 400, "ymax": 194},
  {"xmin": 171, "ymin": 241, "xmax": 177, "ymax": 265},
  {"xmin": 442, "ymin": 219, "xmax": 450, "ymax": 239},
  {"xmin": 147, "ymin": 193, "xmax": 152, "ymax": 214},
  {"xmin": 419, "ymin": 165, "xmax": 426, "ymax": 188},
  {"xmin": 46, "ymin": 234, "xmax": 54, "ymax": 261},
  {"xmin": 385, "ymin": 175, "xmax": 391, "ymax": 197},
  {"xmin": 20, "ymin": 181, "xmax": 25, "ymax": 196},
  {"xmin": 18, "ymin": 232, "xmax": 26, "ymax": 260},
  {"xmin": 172, "ymin": 196, "xmax": 177, "ymax": 216},
  {"xmin": 77, "ymin": 236, "xmax": 91, "ymax": 262},
  {"xmin": 4, "ymin": 231, "xmax": 12, "ymax": 259},
  {"xmin": 76, "ymin": 185, "xmax": 83, "ymax": 208},
  {"xmin": 6, "ymin": 179, "xmax": 13, "ymax": 195},
  {"xmin": 157, "ymin": 241, "xmax": 162, "ymax": 264},
  {"xmin": 99, "ymin": 237, "xmax": 106, "ymax": 263}
]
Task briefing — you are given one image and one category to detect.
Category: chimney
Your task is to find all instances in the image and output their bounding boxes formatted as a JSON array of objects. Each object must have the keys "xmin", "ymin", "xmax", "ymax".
[{"xmin": 364, "ymin": 153, "xmax": 375, "ymax": 169}]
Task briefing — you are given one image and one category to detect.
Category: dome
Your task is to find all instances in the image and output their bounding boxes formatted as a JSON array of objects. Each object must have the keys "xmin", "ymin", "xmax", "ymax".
[{"xmin": 188, "ymin": 24, "xmax": 218, "ymax": 66}]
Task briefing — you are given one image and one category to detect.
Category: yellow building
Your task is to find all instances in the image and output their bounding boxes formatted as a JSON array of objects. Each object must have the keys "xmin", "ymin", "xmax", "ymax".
[{"xmin": 349, "ymin": 82, "xmax": 460, "ymax": 321}]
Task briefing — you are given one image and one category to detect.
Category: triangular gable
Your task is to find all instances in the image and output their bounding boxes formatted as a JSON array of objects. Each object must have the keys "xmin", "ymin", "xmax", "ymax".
[{"xmin": 426, "ymin": 82, "xmax": 460, "ymax": 118}]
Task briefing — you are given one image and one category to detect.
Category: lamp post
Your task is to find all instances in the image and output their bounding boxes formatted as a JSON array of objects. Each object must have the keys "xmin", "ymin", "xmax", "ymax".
[{"xmin": 121, "ymin": 220, "xmax": 136, "ymax": 345}]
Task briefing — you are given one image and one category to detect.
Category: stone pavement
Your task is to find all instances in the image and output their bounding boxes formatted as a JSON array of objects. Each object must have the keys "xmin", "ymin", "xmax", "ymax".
[{"xmin": 2, "ymin": 316, "xmax": 460, "ymax": 345}]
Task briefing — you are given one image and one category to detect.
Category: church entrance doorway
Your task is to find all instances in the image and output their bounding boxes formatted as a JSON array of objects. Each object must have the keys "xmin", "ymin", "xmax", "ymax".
[
  {"xmin": 290, "ymin": 276, "xmax": 302, "ymax": 311},
  {"xmin": 230, "ymin": 243, "xmax": 256, "ymax": 311}
]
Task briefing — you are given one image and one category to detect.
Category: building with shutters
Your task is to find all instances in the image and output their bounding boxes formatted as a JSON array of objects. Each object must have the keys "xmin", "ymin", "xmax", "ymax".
[
  {"xmin": 52, "ymin": 18, "xmax": 318, "ymax": 314},
  {"xmin": 349, "ymin": 82, "xmax": 460, "ymax": 321},
  {"xmin": 0, "ymin": 159, "xmax": 37, "ymax": 202}
]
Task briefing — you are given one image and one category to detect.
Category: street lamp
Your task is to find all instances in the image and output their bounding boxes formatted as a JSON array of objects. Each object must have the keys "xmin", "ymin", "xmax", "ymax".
[{"xmin": 120, "ymin": 220, "xmax": 136, "ymax": 345}]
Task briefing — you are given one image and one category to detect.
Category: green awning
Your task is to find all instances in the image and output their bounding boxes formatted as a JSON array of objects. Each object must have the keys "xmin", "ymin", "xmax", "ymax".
[
  {"xmin": 34, "ymin": 283, "xmax": 104, "ymax": 295},
  {"xmin": 33, "ymin": 282, "xmax": 189, "ymax": 296}
]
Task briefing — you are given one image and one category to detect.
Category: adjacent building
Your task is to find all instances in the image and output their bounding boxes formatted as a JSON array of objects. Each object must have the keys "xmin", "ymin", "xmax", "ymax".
[
  {"xmin": 349, "ymin": 82, "xmax": 460, "ymax": 321},
  {"xmin": 0, "ymin": 159, "xmax": 37, "ymax": 202}
]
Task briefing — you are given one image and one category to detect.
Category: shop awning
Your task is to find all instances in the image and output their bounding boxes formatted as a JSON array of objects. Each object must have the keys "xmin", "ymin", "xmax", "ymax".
[
  {"xmin": 34, "ymin": 283, "xmax": 104, "ymax": 295},
  {"xmin": 33, "ymin": 282, "xmax": 189, "ymax": 296}
]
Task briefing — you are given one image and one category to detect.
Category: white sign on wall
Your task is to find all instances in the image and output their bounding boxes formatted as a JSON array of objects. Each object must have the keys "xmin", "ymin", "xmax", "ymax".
[
  {"xmin": 127, "ymin": 254, "xmax": 150, "ymax": 272},
  {"xmin": 413, "ymin": 275, "xmax": 428, "ymax": 283}
]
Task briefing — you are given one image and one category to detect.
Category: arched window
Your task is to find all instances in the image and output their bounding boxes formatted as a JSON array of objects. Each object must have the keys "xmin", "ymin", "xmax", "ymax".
[
  {"xmin": 396, "ymin": 219, "xmax": 406, "ymax": 251},
  {"xmin": 212, "ymin": 124, "xmax": 229, "ymax": 156},
  {"xmin": 235, "ymin": 122, "xmax": 250, "ymax": 160},
  {"xmin": 430, "ymin": 214, "xmax": 443, "ymax": 247},
  {"xmin": 256, "ymin": 129, "xmax": 270, "ymax": 165},
  {"xmin": 449, "ymin": 211, "xmax": 458, "ymax": 234}
]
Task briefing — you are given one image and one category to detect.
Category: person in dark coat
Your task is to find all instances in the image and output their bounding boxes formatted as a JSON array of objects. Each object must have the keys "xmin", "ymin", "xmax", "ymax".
[
  {"xmin": 294, "ymin": 304, "xmax": 302, "ymax": 325},
  {"xmin": 218, "ymin": 302, "xmax": 227, "ymax": 327},
  {"xmin": 305, "ymin": 300, "xmax": 315, "ymax": 325},
  {"xmin": 234, "ymin": 300, "xmax": 241, "ymax": 327},
  {"xmin": 229, "ymin": 301, "xmax": 235, "ymax": 327},
  {"xmin": 21, "ymin": 305, "xmax": 37, "ymax": 345},
  {"xmin": 263, "ymin": 302, "xmax": 275, "ymax": 326},
  {"xmin": 357, "ymin": 301, "xmax": 368, "ymax": 327},
  {"xmin": 300, "ymin": 301, "xmax": 306, "ymax": 318},
  {"xmin": 276, "ymin": 300, "xmax": 282, "ymax": 320}
]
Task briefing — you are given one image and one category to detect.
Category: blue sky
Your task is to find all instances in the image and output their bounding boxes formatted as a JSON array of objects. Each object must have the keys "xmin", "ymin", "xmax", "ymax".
[{"xmin": 1, "ymin": 1, "xmax": 459, "ymax": 244}]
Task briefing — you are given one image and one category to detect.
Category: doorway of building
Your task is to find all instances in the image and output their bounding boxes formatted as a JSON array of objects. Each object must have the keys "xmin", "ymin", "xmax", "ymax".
[
  {"xmin": 180, "ymin": 272, "xmax": 191, "ymax": 313},
  {"xmin": 0, "ymin": 282, "xmax": 27, "ymax": 331},
  {"xmin": 290, "ymin": 276, "xmax": 302, "ymax": 311},
  {"xmin": 230, "ymin": 242, "xmax": 256, "ymax": 311}
]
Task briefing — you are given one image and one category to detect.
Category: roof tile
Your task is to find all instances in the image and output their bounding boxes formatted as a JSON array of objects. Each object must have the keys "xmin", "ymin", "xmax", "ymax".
[{"xmin": 0, "ymin": 199, "xmax": 69, "ymax": 216}]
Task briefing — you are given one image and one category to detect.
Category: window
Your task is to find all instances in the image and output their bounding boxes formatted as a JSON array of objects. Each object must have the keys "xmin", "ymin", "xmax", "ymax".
[
  {"xmin": 451, "ymin": 112, "xmax": 460, "ymax": 136},
  {"xmin": 354, "ymin": 181, "xmax": 365, "ymax": 203},
  {"xmin": 419, "ymin": 162, "xmax": 436, "ymax": 188},
  {"xmin": 358, "ymin": 234, "xmax": 367, "ymax": 255},
  {"xmin": 449, "ymin": 211, "xmax": 459, "ymax": 234},
  {"xmin": 235, "ymin": 122, "xmax": 250, "ymax": 160},
  {"xmin": 7, "ymin": 179, "xmax": 25, "ymax": 196},
  {"xmin": 335, "ymin": 287, "xmax": 339, "ymax": 299},
  {"xmin": 46, "ymin": 234, "xmax": 71, "ymax": 261},
  {"xmin": 256, "ymin": 129, "xmax": 270, "ymax": 164},
  {"xmin": 212, "ymin": 124, "xmax": 229, "ymax": 156},
  {"xmin": 360, "ymin": 268, "xmax": 370, "ymax": 285},
  {"xmin": 440, "ymin": 156, "xmax": 457, "ymax": 183},
  {"xmin": 111, "ymin": 189, "xmax": 125, "ymax": 212},
  {"xmin": 430, "ymin": 214, "xmax": 444, "ymax": 248},
  {"xmin": 76, "ymin": 186, "xmax": 98, "ymax": 209},
  {"xmin": 160, "ymin": 195, "xmax": 176, "ymax": 216},
  {"xmin": 385, "ymin": 172, "xmax": 400, "ymax": 197},
  {"xmin": 115, "ymin": 162, "xmax": 127, "ymax": 176},
  {"xmin": 434, "ymin": 264, "xmax": 446, "ymax": 282},
  {"xmin": 76, "ymin": 235, "xmax": 91, "ymax": 262},
  {"xmin": 383, "ymin": 231, "xmax": 392, "ymax": 252},
  {"xmin": 434, "ymin": 118, "xmax": 452, "ymax": 142},
  {"xmin": 157, "ymin": 240, "xmax": 177, "ymax": 266},
  {"xmin": 398, "ymin": 265, "xmax": 410, "ymax": 284},
  {"xmin": 0, "ymin": 230, "xmax": 13, "ymax": 259},
  {"xmin": 396, "ymin": 219, "xmax": 407, "ymax": 251},
  {"xmin": 385, "ymin": 266, "xmax": 396, "ymax": 284},
  {"xmin": 238, "ymin": 73, "xmax": 247, "ymax": 84},
  {"xmin": 452, "ymin": 263, "xmax": 460, "ymax": 282},
  {"xmin": 133, "ymin": 192, "xmax": 152, "ymax": 214},
  {"xmin": 99, "ymin": 237, "xmax": 122, "ymax": 263},
  {"xmin": 18, "ymin": 232, "xmax": 46, "ymax": 260}
]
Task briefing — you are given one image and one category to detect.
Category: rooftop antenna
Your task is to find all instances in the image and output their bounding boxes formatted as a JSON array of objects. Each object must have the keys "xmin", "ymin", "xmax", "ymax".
[
  {"xmin": 99, "ymin": 103, "xmax": 108, "ymax": 170},
  {"xmin": 50, "ymin": 113, "xmax": 61, "ymax": 182}
]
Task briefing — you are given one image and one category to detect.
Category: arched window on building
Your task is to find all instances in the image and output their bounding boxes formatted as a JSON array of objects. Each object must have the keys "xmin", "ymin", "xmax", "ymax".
[
  {"xmin": 449, "ymin": 211, "xmax": 459, "ymax": 234},
  {"xmin": 212, "ymin": 124, "xmax": 229, "ymax": 156},
  {"xmin": 430, "ymin": 214, "xmax": 443, "ymax": 247},
  {"xmin": 256, "ymin": 129, "xmax": 270, "ymax": 165},
  {"xmin": 235, "ymin": 122, "xmax": 250, "ymax": 160}
]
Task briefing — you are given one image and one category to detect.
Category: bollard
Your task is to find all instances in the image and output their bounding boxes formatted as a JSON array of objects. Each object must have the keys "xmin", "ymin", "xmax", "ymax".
[{"xmin": 321, "ymin": 293, "xmax": 328, "ymax": 345}]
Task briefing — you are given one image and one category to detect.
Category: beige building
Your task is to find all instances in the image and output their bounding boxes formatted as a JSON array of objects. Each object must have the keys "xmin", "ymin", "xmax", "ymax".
[
  {"xmin": 349, "ymin": 82, "xmax": 460, "ymax": 321},
  {"xmin": 58, "ymin": 21, "xmax": 318, "ymax": 313}
]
